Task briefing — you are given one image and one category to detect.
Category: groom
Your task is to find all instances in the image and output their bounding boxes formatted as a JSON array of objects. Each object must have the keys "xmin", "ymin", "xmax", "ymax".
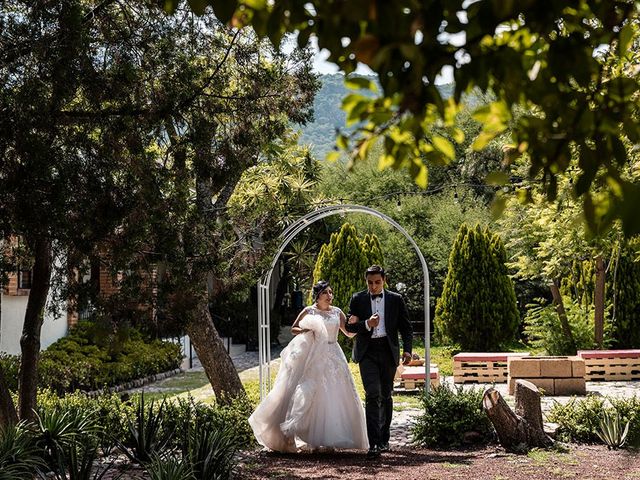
[{"xmin": 346, "ymin": 265, "xmax": 413, "ymax": 459}]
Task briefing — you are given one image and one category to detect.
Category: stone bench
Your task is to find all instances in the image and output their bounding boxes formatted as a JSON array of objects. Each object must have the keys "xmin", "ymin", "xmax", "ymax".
[
  {"xmin": 453, "ymin": 352, "xmax": 530, "ymax": 384},
  {"xmin": 577, "ymin": 349, "xmax": 640, "ymax": 381},
  {"xmin": 395, "ymin": 364, "xmax": 440, "ymax": 390},
  {"xmin": 507, "ymin": 356, "xmax": 586, "ymax": 395}
]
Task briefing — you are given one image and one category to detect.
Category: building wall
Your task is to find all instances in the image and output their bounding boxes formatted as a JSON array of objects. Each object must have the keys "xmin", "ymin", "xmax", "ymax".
[{"xmin": 0, "ymin": 292, "xmax": 69, "ymax": 355}]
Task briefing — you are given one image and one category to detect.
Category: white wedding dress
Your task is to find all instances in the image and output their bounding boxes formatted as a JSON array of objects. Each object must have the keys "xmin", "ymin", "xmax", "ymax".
[{"xmin": 249, "ymin": 306, "xmax": 368, "ymax": 452}]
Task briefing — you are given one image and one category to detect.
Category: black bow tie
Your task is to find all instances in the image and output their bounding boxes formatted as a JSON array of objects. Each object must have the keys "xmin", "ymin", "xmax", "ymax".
[{"xmin": 371, "ymin": 293, "xmax": 383, "ymax": 299}]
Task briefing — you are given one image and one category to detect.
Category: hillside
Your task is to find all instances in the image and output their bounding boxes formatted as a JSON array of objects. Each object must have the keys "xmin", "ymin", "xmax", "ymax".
[{"xmin": 298, "ymin": 74, "xmax": 454, "ymax": 159}]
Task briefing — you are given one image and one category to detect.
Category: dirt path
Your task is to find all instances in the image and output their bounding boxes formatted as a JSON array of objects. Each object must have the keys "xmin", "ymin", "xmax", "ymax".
[{"xmin": 236, "ymin": 444, "xmax": 640, "ymax": 479}]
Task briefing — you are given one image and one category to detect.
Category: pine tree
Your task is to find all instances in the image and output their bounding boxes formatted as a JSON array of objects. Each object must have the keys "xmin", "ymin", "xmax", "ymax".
[{"xmin": 435, "ymin": 224, "xmax": 519, "ymax": 351}]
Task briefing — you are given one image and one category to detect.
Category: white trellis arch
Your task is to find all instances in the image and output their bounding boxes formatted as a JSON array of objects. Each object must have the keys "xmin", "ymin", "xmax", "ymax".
[{"xmin": 258, "ymin": 204, "xmax": 431, "ymax": 400}]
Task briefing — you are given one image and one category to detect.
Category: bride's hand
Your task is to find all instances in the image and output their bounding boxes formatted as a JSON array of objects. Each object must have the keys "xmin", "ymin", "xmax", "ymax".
[{"xmin": 347, "ymin": 315, "xmax": 359, "ymax": 325}]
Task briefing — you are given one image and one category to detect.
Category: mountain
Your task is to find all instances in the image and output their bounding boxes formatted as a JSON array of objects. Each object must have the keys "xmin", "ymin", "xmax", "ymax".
[{"xmin": 298, "ymin": 74, "xmax": 454, "ymax": 159}]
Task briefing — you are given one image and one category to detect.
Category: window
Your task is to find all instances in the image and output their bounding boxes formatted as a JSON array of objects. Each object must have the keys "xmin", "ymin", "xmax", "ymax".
[{"xmin": 18, "ymin": 269, "xmax": 32, "ymax": 289}]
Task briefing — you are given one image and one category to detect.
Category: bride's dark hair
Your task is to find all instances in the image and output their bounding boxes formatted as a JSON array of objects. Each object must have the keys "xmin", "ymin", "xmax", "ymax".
[{"xmin": 312, "ymin": 280, "xmax": 330, "ymax": 302}]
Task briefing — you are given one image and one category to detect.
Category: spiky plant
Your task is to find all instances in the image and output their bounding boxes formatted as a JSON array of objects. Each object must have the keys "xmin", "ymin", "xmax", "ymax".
[{"xmin": 596, "ymin": 409, "xmax": 630, "ymax": 450}]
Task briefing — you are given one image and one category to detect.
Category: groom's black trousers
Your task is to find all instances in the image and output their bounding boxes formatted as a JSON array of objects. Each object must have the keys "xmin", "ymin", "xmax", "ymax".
[{"xmin": 359, "ymin": 337, "xmax": 396, "ymax": 448}]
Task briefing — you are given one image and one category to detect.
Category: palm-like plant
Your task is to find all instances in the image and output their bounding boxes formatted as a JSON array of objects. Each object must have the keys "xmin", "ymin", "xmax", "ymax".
[{"xmin": 284, "ymin": 239, "xmax": 316, "ymax": 290}]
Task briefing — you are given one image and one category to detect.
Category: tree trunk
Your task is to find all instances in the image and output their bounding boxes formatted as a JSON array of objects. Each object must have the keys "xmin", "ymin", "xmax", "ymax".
[
  {"xmin": 483, "ymin": 381, "xmax": 553, "ymax": 453},
  {"xmin": 514, "ymin": 380, "xmax": 553, "ymax": 448},
  {"xmin": 18, "ymin": 237, "xmax": 52, "ymax": 422},
  {"xmin": 0, "ymin": 364, "xmax": 18, "ymax": 428},
  {"xmin": 594, "ymin": 254, "xmax": 605, "ymax": 348},
  {"xmin": 549, "ymin": 279, "xmax": 576, "ymax": 353},
  {"xmin": 185, "ymin": 295, "xmax": 246, "ymax": 404}
]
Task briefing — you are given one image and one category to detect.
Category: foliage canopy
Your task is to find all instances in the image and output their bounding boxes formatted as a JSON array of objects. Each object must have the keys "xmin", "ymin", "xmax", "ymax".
[{"xmin": 178, "ymin": 0, "xmax": 640, "ymax": 236}]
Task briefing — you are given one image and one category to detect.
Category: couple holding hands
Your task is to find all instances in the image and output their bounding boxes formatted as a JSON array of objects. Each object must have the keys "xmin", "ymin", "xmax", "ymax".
[{"xmin": 249, "ymin": 265, "xmax": 413, "ymax": 459}]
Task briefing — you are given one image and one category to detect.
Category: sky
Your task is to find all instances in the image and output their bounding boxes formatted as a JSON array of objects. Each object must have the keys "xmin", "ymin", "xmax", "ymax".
[{"xmin": 292, "ymin": 36, "xmax": 455, "ymax": 85}]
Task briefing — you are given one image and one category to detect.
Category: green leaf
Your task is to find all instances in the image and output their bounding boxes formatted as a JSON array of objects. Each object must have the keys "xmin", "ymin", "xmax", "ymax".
[
  {"xmin": 472, "ymin": 131, "xmax": 496, "ymax": 151},
  {"xmin": 210, "ymin": 0, "xmax": 237, "ymax": 21},
  {"xmin": 432, "ymin": 136, "xmax": 455, "ymax": 161},
  {"xmin": 243, "ymin": 0, "xmax": 267, "ymax": 9},
  {"xmin": 412, "ymin": 162, "xmax": 428, "ymax": 189},
  {"xmin": 486, "ymin": 171, "xmax": 510, "ymax": 185},
  {"xmin": 163, "ymin": 0, "xmax": 179, "ymax": 14},
  {"xmin": 344, "ymin": 77, "xmax": 377, "ymax": 92},
  {"xmin": 336, "ymin": 133, "xmax": 349, "ymax": 150},
  {"xmin": 618, "ymin": 24, "xmax": 634, "ymax": 58},
  {"xmin": 491, "ymin": 195, "xmax": 507, "ymax": 219},
  {"xmin": 450, "ymin": 127, "xmax": 465, "ymax": 144},
  {"xmin": 610, "ymin": 135, "xmax": 627, "ymax": 166},
  {"xmin": 325, "ymin": 151, "xmax": 342, "ymax": 163}
]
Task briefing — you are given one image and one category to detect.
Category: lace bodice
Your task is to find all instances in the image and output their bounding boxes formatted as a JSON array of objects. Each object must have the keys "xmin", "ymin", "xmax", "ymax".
[{"xmin": 305, "ymin": 305, "xmax": 342, "ymax": 343}]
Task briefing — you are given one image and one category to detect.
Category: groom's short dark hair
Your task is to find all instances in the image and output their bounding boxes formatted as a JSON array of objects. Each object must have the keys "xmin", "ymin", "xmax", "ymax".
[{"xmin": 365, "ymin": 265, "xmax": 385, "ymax": 278}]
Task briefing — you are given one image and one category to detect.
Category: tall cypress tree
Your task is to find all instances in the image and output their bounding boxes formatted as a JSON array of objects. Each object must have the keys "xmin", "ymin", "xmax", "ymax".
[
  {"xmin": 311, "ymin": 223, "xmax": 384, "ymax": 358},
  {"xmin": 612, "ymin": 241, "xmax": 640, "ymax": 348},
  {"xmin": 311, "ymin": 223, "xmax": 383, "ymax": 311},
  {"xmin": 435, "ymin": 224, "xmax": 519, "ymax": 351}
]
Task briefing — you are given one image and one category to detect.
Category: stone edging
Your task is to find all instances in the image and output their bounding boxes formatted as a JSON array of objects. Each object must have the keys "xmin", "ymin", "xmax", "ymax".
[{"xmin": 83, "ymin": 368, "xmax": 183, "ymax": 398}]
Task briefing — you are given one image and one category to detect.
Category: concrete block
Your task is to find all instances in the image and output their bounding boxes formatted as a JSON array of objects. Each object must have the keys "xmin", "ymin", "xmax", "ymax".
[
  {"xmin": 508, "ymin": 358, "xmax": 541, "ymax": 378},
  {"xmin": 570, "ymin": 356, "xmax": 586, "ymax": 377},
  {"xmin": 509, "ymin": 377, "xmax": 554, "ymax": 395},
  {"xmin": 554, "ymin": 377, "xmax": 586, "ymax": 395},
  {"xmin": 539, "ymin": 357, "xmax": 572, "ymax": 378}
]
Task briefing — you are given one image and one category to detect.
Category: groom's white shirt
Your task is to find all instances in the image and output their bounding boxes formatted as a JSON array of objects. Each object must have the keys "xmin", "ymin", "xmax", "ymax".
[{"xmin": 368, "ymin": 292, "xmax": 387, "ymax": 338}]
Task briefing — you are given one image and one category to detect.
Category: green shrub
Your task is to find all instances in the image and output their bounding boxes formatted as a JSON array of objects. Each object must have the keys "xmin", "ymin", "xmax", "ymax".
[
  {"xmin": 163, "ymin": 395, "xmax": 255, "ymax": 451},
  {"xmin": 37, "ymin": 390, "xmax": 135, "ymax": 454},
  {"xmin": 0, "ymin": 354, "xmax": 19, "ymax": 391},
  {"xmin": 37, "ymin": 322, "xmax": 182, "ymax": 393},
  {"xmin": 523, "ymin": 298, "xmax": 611, "ymax": 355},
  {"xmin": 209, "ymin": 395, "xmax": 256, "ymax": 449},
  {"xmin": 435, "ymin": 224, "xmax": 519, "ymax": 351},
  {"xmin": 411, "ymin": 383, "xmax": 494, "ymax": 447},
  {"xmin": 548, "ymin": 395, "xmax": 640, "ymax": 447}
]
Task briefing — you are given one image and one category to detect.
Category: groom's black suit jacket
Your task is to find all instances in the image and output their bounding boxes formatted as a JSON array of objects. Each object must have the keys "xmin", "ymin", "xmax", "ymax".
[{"xmin": 345, "ymin": 289, "xmax": 413, "ymax": 364}]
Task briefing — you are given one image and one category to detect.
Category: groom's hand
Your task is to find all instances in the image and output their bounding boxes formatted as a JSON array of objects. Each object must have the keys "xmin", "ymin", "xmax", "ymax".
[
  {"xmin": 401, "ymin": 352, "xmax": 412, "ymax": 365},
  {"xmin": 367, "ymin": 313, "xmax": 380, "ymax": 328}
]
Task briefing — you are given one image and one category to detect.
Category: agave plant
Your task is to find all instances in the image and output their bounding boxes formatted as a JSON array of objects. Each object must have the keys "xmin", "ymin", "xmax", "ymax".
[
  {"xmin": 49, "ymin": 438, "xmax": 120, "ymax": 480},
  {"xmin": 184, "ymin": 422, "xmax": 239, "ymax": 480},
  {"xmin": 0, "ymin": 421, "xmax": 44, "ymax": 480},
  {"xmin": 596, "ymin": 409, "xmax": 630, "ymax": 450},
  {"xmin": 35, "ymin": 407, "xmax": 101, "ymax": 469},
  {"xmin": 147, "ymin": 454, "xmax": 194, "ymax": 480},
  {"xmin": 120, "ymin": 393, "xmax": 174, "ymax": 463}
]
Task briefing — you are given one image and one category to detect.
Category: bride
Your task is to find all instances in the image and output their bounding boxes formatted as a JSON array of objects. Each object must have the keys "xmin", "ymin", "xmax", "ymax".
[{"xmin": 249, "ymin": 280, "xmax": 368, "ymax": 452}]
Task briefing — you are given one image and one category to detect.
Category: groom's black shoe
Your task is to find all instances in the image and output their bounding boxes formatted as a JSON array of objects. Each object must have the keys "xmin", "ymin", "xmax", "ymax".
[
  {"xmin": 379, "ymin": 442, "xmax": 390, "ymax": 452},
  {"xmin": 366, "ymin": 445, "xmax": 381, "ymax": 459}
]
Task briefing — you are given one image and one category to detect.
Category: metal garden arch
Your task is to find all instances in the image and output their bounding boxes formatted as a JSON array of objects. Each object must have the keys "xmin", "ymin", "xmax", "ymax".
[{"xmin": 257, "ymin": 204, "xmax": 431, "ymax": 400}]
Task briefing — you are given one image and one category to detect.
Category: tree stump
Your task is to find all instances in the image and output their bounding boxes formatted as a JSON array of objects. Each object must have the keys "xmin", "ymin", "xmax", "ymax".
[{"xmin": 483, "ymin": 380, "xmax": 553, "ymax": 453}]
